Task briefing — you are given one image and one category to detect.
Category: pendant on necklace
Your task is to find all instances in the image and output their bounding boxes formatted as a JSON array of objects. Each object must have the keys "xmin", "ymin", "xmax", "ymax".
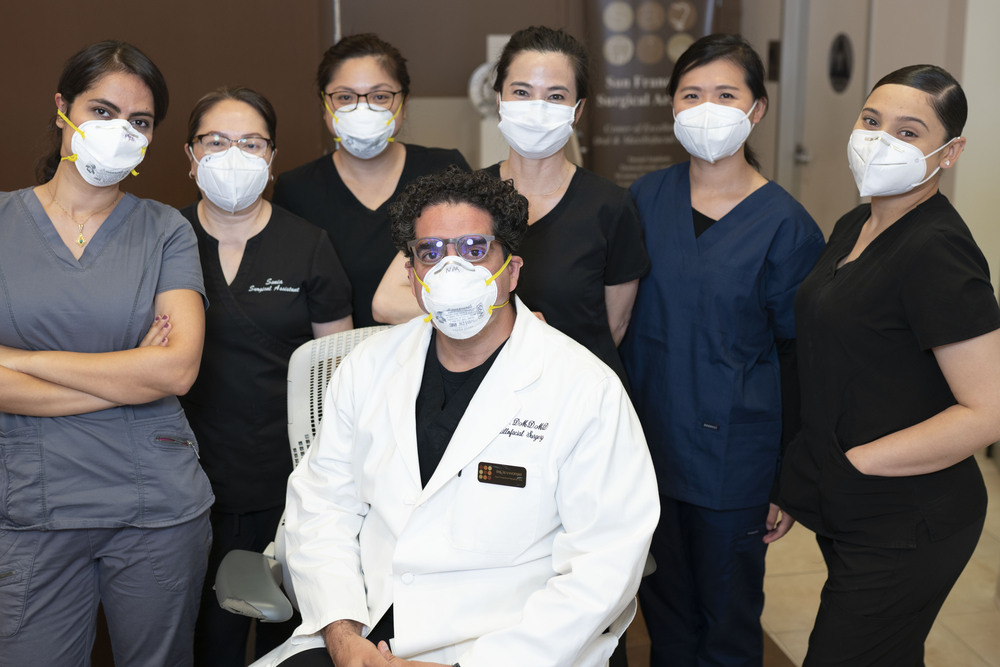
[{"xmin": 77, "ymin": 224, "xmax": 86, "ymax": 246}]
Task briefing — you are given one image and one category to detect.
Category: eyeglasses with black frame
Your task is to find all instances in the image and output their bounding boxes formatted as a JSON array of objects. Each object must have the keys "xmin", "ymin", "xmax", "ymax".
[
  {"xmin": 192, "ymin": 133, "xmax": 272, "ymax": 157},
  {"xmin": 407, "ymin": 235, "xmax": 497, "ymax": 265},
  {"xmin": 323, "ymin": 89, "xmax": 404, "ymax": 112}
]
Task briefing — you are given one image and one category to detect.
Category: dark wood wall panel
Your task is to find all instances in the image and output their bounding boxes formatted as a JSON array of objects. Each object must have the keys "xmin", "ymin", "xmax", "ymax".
[{"xmin": 1, "ymin": 0, "xmax": 578, "ymax": 208}]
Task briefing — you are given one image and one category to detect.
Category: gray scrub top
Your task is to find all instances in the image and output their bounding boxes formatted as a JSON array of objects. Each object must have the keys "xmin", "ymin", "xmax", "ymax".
[{"xmin": 0, "ymin": 188, "xmax": 213, "ymax": 530}]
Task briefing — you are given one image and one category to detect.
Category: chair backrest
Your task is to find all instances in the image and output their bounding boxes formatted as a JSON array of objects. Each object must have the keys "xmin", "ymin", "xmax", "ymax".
[{"xmin": 286, "ymin": 325, "xmax": 392, "ymax": 468}]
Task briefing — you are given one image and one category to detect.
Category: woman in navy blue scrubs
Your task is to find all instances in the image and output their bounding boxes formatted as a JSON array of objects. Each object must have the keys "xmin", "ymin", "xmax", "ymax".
[{"xmin": 620, "ymin": 34, "xmax": 824, "ymax": 666}]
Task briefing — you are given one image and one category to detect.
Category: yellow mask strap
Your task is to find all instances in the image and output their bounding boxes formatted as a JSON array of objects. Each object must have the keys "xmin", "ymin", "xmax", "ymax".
[
  {"xmin": 132, "ymin": 146, "xmax": 146, "ymax": 177},
  {"xmin": 488, "ymin": 298, "xmax": 510, "ymax": 315},
  {"xmin": 58, "ymin": 108, "xmax": 83, "ymax": 137},
  {"xmin": 412, "ymin": 264, "xmax": 431, "ymax": 293},
  {"xmin": 321, "ymin": 96, "xmax": 343, "ymax": 146},
  {"xmin": 384, "ymin": 95, "xmax": 405, "ymax": 144},
  {"xmin": 486, "ymin": 253, "xmax": 513, "ymax": 285},
  {"xmin": 58, "ymin": 109, "xmax": 82, "ymax": 163}
]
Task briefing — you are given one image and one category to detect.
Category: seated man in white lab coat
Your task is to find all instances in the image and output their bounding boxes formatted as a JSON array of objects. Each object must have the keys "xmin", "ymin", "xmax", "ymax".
[{"xmin": 258, "ymin": 167, "xmax": 659, "ymax": 667}]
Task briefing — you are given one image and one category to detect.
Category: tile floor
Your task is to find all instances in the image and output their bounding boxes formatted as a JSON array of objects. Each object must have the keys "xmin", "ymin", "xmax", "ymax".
[{"xmin": 762, "ymin": 450, "xmax": 1000, "ymax": 666}]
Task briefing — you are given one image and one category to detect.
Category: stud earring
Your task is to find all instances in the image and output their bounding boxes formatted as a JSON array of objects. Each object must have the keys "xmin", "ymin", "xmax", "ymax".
[{"xmin": 944, "ymin": 160, "xmax": 950, "ymax": 166}]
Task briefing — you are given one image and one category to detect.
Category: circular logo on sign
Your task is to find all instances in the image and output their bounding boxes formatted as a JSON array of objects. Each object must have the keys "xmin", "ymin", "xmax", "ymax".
[{"xmin": 603, "ymin": 2, "xmax": 635, "ymax": 32}]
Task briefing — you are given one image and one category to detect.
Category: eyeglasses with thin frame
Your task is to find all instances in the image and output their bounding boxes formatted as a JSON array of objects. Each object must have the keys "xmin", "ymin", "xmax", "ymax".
[
  {"xmin": 192, "ymin": 133, "xmax": 273, "ymax": 157},
  {"xmin": 323, "ymin": 89, "xmax": 404, "ymax": 112},
  {"xmin": 407, "ymin": 235, "xmax": 496, "ymax": 265}
]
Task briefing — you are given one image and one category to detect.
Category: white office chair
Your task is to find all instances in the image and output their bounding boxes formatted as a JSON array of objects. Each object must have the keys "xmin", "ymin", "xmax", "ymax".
[{"xmin": 213, "ymin": 325, "xmax": 392, "ymax": 623}]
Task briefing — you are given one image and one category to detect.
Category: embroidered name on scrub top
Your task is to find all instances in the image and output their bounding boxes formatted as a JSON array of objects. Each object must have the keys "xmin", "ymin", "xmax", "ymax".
[
  {"xmin": 247, "ymin": 277, "xmax": 301, "ymax": 293},
  {"xmin": 478, "ymin": 462, "xmax": 527, "ymax": 488}
]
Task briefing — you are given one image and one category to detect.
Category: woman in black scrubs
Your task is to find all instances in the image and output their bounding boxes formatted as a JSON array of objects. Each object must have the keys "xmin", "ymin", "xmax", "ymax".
[
  {"xmin": 776, "ymin": 65, "xmax": 1000, "ymax": 666},
  {"xmin": 371, "ymin": 27, "xmax": 648, "ymax": 388},
  {"xmin": 273, "ymin": 33, "xmax": 469, "ymax": 327},
  {"xmin": 179, "ymin": 87, "xmax": 353, "ymax": 666}
]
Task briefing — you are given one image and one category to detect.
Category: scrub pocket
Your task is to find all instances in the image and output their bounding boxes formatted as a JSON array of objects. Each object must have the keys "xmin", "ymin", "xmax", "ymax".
[
  {"xmin": 0, "ymin": 530, "xmax": 38, "ymax": 637},
  {"xmin": 819, "ymin": 434, "xmax": 918, "ymax": 548},
  {"xmin": 130, "ymin": 413, "xmax": 213, "ymax": 521},
  {"xmin": 0, "ymin": 426, "xmax": 46, "ymax": 527},
  {"xmin": 135, "ymin": 420, "xmax": 201, "ymax": 470}
]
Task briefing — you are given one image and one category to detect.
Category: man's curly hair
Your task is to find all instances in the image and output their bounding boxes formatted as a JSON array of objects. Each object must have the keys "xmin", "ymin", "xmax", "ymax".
[{"xmin": 390, "ymin": 166, "xmax": 529, "ymax": 259}]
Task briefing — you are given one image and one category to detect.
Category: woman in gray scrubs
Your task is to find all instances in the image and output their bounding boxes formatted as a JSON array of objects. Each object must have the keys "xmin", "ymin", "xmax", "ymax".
[{"xmin": 0, "ymin": 41, "xmax": 213, "ymax": 666}]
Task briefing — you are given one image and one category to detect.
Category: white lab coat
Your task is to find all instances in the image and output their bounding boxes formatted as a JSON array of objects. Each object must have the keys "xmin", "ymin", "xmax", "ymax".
[{"xmin": 256, "ymin": 298, "xmax": 658, "ymax": 667}]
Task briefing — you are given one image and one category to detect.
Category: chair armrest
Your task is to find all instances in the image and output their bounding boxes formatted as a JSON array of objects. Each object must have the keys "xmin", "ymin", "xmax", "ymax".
[
  {"xmin": 642, "ymin": 552, "xmax": 657, "ymax": 578},
  {"xmin": 214, "ymin": 549, "xmax": 294, "ymax": 623}
]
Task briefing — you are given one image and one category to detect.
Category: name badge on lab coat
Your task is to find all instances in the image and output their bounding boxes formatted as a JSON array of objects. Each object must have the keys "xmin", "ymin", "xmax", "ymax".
[{"xmin": 478, "ymin": 462, "xmax": 526, "ymax": 488}]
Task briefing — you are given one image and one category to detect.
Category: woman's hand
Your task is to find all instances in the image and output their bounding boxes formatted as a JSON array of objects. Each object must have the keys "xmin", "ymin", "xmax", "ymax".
[
  {"xmin": 762, "ymin": 503, "xmax": 795, "ymax": 543},
  {"xmin": 138, "ymin": 315, "xmax": 171, "ymax": 348}
]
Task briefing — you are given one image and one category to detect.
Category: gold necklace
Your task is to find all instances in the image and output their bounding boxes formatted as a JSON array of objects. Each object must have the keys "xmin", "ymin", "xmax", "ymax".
[
  {"xmin": 48, "ymin": 189, "xmax": 123, "ymax": 246},
  {"xmin": 506, "ymin": 162, "xmax": 575, "ymax": 197}
]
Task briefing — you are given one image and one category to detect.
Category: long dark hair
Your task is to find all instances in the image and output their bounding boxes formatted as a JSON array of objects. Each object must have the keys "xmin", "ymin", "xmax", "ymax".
[
  {"xmin": 667, "ymin": 34, "xmax": 767, "ymax": 170},
  {"xmin": 316, "ymin": 33, "xmax": 410, "ymax": 96},
  {"xmin": 36, "ymin": 40, "xmax": 169, "ymax": 184},
  {"xmin": 870, "ymin": 65, "xmax": 966, "ymax": 141},
  {"xmin": 493, "ymin": 26, "xmax": 590, "ymax": 101},
  {"xmin": 187, "ymin": 86, "xmax": 278, "ymax": 149}
]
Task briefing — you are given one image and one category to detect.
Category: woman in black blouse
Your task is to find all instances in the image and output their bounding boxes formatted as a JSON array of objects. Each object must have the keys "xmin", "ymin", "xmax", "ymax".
[{"xmin": 776, "ymin": 65, "xmax": 1000, "ymax": 666}]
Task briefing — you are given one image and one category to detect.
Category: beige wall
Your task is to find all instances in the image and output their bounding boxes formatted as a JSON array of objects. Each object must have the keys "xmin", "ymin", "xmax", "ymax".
[
  {"xmin": 955, "ymin": 0, "xmax": 1000, "ymax": 293},
  {"xmin": 860, "ymin": 0, "xmax": 997, "ymax": 289},
  {"xmin": 738, "ymin": 0, "xmax": 784, "ymax": 180},
  {"xmin": 868, "ymin": 0, "xmax": 968, "ymax": 202}
]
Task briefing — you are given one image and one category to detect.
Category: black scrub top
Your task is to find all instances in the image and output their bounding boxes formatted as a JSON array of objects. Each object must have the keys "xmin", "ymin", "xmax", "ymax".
[
  {"xmin": 777, "ymin": 193, "xmax": 1000, "ymax": 548},
  {"xmin": 179, "ymin": 203, "xmax": 352, "ymax": 512},
  {"xmin": 273, "ymin": 145, "xmax": 470, "ymax": 327}
]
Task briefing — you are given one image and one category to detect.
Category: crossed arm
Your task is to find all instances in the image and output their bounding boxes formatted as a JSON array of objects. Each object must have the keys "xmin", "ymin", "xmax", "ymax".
[{"xmin": 0, "ymin": 288, "xmax": 204, "ymax": 417}]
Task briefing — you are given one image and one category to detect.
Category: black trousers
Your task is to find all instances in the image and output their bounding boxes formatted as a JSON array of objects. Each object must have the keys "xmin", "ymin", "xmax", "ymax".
[
  {"xmin": 194, "ymin": 506, "xmax": 300, "ymax": 667},
  {"xmin": 805, "ymin": 517, "xmax": 984, "ymax": 667}
]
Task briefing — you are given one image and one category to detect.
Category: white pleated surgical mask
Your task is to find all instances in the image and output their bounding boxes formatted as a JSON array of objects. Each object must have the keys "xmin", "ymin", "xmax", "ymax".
[
  {"xmin": 58, "ymin": 109, "xmax": 148, "ymax": 187},
  {"xmin": 194, "ymin": 146, "xmax": 272, "ymax": 213},
  {"xmin": 413, "ymin": 254, "xmax": 512, "ymax": 340},
  {"xmin": 498, "ymin": 99, "xmax": 579, "ymax": 159},
  {"xmin": 672, "ymin": 101, "xmax": 757, "ymax": 164},
  {"xmin": 847, "ymin": 129, "xmax": 956, "ymax": 197}
]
